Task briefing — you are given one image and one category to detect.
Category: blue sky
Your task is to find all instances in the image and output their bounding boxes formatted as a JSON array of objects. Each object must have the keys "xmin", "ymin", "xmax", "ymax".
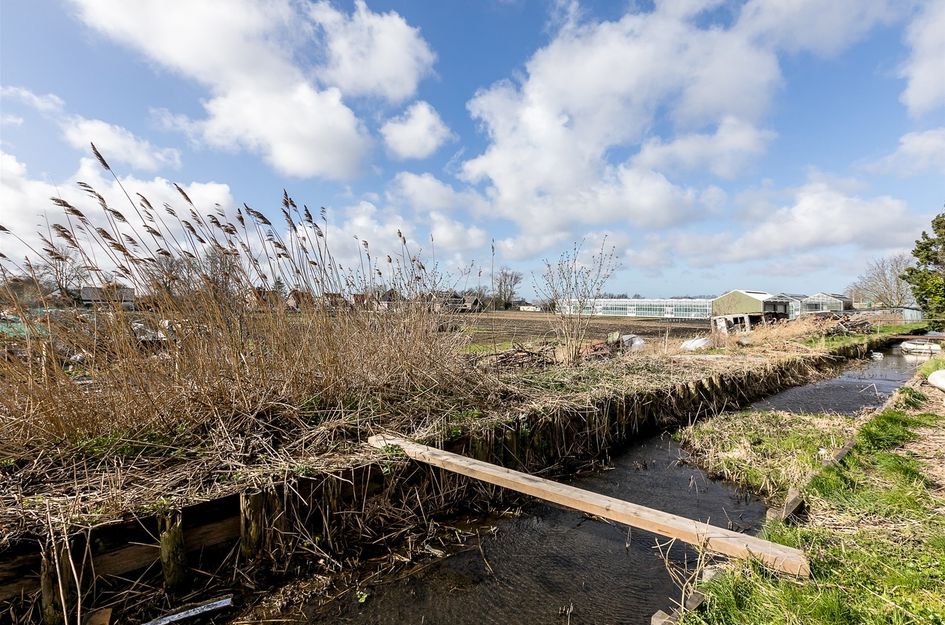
[{"xmin": 2, "ymin": 0, "xmax": 944, "ymax": 298}]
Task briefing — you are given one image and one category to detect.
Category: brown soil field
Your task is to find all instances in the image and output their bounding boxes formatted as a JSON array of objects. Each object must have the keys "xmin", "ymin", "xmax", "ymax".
[{"xmin": 462, "ymin": 310, "xmax": 709, "ymax": 346}]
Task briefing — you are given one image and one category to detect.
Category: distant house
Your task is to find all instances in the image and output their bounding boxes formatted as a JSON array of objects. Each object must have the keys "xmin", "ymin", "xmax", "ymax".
[
  {"xmin": 247, "ymin": 287, "xmax": 283, "ymax": 310},
  {"xmin": 432, "ymin": 291, "xmax": 465, "ymax": 312},
  {"xmin": 286, "ymin": 289, "xmax": 314, "ymax": 311},
  {"xmin": 377, "ymin": 289, "xmax": 401, "ymax": 310},
  {"xmin": 519, "ymin": 304, "xmax": 541, "ymax": 312},
  {"xmin": 80, "ymin": 285, "xmax": 135, "ymax": 309},
  {"xmin": 460, "ymin": 295, "xmax": 484, "ymax": 313},
  {"xmin": 802, "ymin": 293, "xmax": 854, "ymax": 313},
  {"xmin": 352, "ymin": 292, "xmax": 375, "ymax": 309},
  {"xmin": 321, "ymin": 292, "xmax": 348, "ymax": 309}
]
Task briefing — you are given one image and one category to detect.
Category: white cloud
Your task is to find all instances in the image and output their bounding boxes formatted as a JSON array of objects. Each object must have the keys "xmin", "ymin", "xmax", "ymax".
[
  {"xmin": 2, "ymin": 85, "xmax": 184, "ymax": 173},
  {"xmin": 62, "ymin": 117, "xmax": 181, "ymax": 171},
  {"xmin": 381, "ymin": 101, "xmax": 452, "ymax": 160},
  {"xmin": 429, "ymin": 212, "xmax": 486, "ymax": 252},
  {"xmin": 1, "ymin": 114, "xmax": 23, "ymax": 126},
  {"xmin": 735, "ymin": 0, "xmax": 900, "ymax": 57},
  {"xmin": 900, "ymin": 0, "xmax": 945, "ymax": 116},
  {"xmin": 867, "ymin": 127, "xmax": 945, "ymax": 176},
  {"xmin": 308, "ymin": 0, "xmax": 435, "ymax": 103},
  {"xmin": 633, "ymin": 117, "xmax": 775, "ymax": 179},
  {"xmin": 458, "ymin": 2, "xmax": 899, "ymax": 261},
  {"xmin": 198, "ymin": 85, "xmax": 367, "ymax": 179},
  {"xmin": 387, "ymin": 171, "xmax": 487, "ymax": 215},
  {"xmin": 0, "ymin": 86, "xmax": 65, "ymax": 112},
  {"xmin": 69, "ymin": 0, "xmax": 372, "ymax": 179},
  {"xmin": 716, "ymin": 180, "xmax": 924, "ymax": 263},
  {"xmin": 389, "ymin": 172, "xmax": 459, "ymax": 212}
]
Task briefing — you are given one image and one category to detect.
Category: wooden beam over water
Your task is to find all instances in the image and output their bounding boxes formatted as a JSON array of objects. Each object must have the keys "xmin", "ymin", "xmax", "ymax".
[{"xmin": 368, "ymin": 434, "xmax": 810, "ymax": 577}]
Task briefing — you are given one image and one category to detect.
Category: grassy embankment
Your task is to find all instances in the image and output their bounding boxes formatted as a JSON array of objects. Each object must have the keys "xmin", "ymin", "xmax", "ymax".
[
  {"xmin": 678, "ymin": 384, "xmax": 945, "ymax": 624},
  {"xmin": 805, "ymin": 321, "xmax": 927, "ymax": 350}
]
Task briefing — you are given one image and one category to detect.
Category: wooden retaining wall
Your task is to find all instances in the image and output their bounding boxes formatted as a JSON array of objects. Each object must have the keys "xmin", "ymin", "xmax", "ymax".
[{"xmin": 0, "ymin": 341, "xmax": 882, "ymax": 623}]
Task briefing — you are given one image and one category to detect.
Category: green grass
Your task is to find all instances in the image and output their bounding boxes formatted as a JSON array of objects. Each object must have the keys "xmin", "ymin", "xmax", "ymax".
[
  {"xmin": 920, "ymin": 356, "xmax": 945, "ymax": 378},
  {"xmin": 805, "ymin": 322, "xmax": 927, "ymax": 349},
  {"xmin": 682, "ymin": 409, "xmax": 945, "ymax": 625},
  {"xmin": 463, "ymin": 340, "xmax": 514, "ymax": 354},
  {"xmin": 677, "ymin": 411, "xmax": 855, "ymax": 500}
]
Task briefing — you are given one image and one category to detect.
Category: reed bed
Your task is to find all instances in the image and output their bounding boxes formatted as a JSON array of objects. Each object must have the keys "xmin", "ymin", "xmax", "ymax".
[{"xmin": 0, "ymin": 149, "xmax": 509, "ymax": 534}]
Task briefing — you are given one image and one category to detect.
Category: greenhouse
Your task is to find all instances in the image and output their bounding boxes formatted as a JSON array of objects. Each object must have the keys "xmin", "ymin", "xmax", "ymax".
[
  {"xmin": 802, "ymin": 292, "xmax": 854, "ymax": 313},
  {"xmin": 563, "ymin": 298, "xmax": 713, "ymax": 319}
]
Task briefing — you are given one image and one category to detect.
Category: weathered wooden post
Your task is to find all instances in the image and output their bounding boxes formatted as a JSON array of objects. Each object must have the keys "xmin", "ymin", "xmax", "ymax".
[
  {"xmin": 159, "ymin": 512, "xmax": 188, "ymax": 591},
  {"xmin": 40, "ymin": 541, "xmax": 74, "ymax": 625},
  {"xmin": 265, "ymin": 487, "xmax": 287, "ymax": 559},
  {"xmin": 240, "ymin": 489, "xmax": 265, "ymax": 559}
]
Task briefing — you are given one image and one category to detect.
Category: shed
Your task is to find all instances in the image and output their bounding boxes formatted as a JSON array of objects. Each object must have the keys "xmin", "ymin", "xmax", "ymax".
[{"xmin": 711, "ymin": 290, "xmax": 774, "ymax": 317}]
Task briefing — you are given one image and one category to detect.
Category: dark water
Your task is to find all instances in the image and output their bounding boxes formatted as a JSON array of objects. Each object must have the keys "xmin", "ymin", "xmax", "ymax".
[
  {"xmin": 312, "ymin": 436, "xmax": 762, "ymax": 625},
  {"xmin": 307, "ymin": 347, "xmax": 918, "ymax": 625},
  {"xmin": 750, "ymin": 347, "xmax": 918, "ymax": 414}
]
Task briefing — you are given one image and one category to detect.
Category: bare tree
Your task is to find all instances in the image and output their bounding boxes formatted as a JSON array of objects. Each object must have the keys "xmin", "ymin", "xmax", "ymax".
[
  {"xmin": 36, "ymin": 246, "xmax": 89, "ymax": 297},
  {"xmin": 534, "ymin": 239, "xmax": 618, "ymax": 365},
  {"xmin": 848, "ymin": 253, "xmax": 915, "ymax": 308},
  {"xmin": 493, "ymin": 266, "xmax": 523, "ymax": 310}
]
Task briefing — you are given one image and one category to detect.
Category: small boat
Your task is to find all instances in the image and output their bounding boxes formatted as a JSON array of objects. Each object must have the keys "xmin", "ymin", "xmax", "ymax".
[{"xmin": 899, "ymin": 338, "xmax": 942, "ymax": 355}]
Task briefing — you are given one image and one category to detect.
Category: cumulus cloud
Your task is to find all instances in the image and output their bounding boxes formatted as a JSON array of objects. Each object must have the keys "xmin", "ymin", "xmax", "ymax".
[
  {"xmin": 0, "ymin": 150, "xmax": 232, "ymax": 268},
  {"xmin": 711, "ymin": 179, "xmax": 924, "ymax": 264},
  {"xmin": 867, "ymin": 127, "xmax": 945, "ymax": 176},
  {"xmin": 899, "ymin": 0, "xmax": 945, "ymax": 116},
  {"xmin": 387, "ymin": 171, "xmax": 486, "ymax": 214},
  {"xmin": 308, "ymin": 0, "xmax": 435, "ymax": 103},
  {"xmin": 68, "ymin": 0, "xmax": 381, "ymax": 179},
  {"xmin": 429, "ymin": 212, "xmax": 486, "ymax": 252},
  {"xmin": 633, "ymin": 117, "xmax": 775, "ymax": 179},
  {"xmin": 381, "ymin": 101, "xmax": 453, "ymax": 160},
  {"xmin": 62, "ymin": 117, "xmax": 181, "ymax": 171},
  {"xmin": 454, "ymin": 1, "xmax": 904, "ymax": 261}
]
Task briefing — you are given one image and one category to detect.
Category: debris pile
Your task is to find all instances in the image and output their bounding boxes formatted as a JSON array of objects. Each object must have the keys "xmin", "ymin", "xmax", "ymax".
[
  {"xmin": 581, "ymin": 332, "xmax": 646, "ymax": 360},
  {"xmin": 821, "ymin": 314, "xmax": 874, "ymax": 336}
]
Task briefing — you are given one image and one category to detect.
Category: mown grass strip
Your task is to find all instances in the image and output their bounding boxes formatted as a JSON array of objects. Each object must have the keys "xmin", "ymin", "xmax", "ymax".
[{"xmin": 682, "ymin": 407, "xmax": 945, "ymax": 625}]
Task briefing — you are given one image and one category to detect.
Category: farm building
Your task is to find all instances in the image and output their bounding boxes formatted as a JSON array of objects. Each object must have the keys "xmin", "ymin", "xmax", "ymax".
[
  {"xmin": 460, "ymin": 295, "xmax": 484, "ymax": 312},
  {"xmin": 711, "ymin": 290, "xmax": 782, "ymax": 317},
  {"xmin": 776, "ymin": 293, "xmax": 807, "ymax": 320},
  {"xmin": 563, "ymin": 298, "xmax": 713, "ymax": 319},
  {"xmin": 802, "ymin": 292, "xmax": 854, "ymax": 313},
  {"xmin": 80, "ymin": 286, "xmax": 135, "ymax": 309}
]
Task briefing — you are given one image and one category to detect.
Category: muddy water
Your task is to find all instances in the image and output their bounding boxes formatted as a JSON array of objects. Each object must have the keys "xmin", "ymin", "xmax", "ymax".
[{"xmin": 307, "ymin": 346, "xmax": 918, "ymax": 625}]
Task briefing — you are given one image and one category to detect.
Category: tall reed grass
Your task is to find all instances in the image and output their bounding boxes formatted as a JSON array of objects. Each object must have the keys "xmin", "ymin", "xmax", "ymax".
[{"xmin": 0, "ymin": 147, "xmax": 476, "ymax": 451}]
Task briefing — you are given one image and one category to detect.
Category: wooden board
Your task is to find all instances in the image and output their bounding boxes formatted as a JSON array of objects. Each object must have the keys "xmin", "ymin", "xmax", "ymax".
[{"xmin": 369, "ymin": 434, "xmax": 810, "ymax": 577}]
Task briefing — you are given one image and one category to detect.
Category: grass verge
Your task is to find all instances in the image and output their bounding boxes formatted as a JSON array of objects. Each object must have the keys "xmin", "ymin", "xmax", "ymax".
[{"xmin": 680, "ymin": 396, "xmax": 945, "ymax": 625}]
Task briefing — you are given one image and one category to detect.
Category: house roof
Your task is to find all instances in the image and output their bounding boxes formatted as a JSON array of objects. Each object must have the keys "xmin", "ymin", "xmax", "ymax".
[{"xmin": 778, "ymin": 293, "xmax": 808, "ymax": 300}]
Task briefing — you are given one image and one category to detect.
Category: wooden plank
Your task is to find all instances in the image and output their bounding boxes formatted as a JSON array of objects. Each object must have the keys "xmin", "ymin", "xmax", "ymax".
[{"xmin": 369, "ymin": 435, "xmax": 810, "ymax": 577}]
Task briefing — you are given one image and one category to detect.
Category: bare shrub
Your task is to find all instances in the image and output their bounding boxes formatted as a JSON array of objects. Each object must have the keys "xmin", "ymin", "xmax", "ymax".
[{"xmin": 534, "ymin": 239, "xmax": 618, "ymax": 365}]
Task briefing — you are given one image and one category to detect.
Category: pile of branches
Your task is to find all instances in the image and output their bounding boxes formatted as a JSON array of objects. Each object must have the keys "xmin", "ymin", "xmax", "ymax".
[
  {"xmin": 475, "ymin": 343, "xmax": 555, "ymax": 370},
  {"xmin": 822, "ymin": 314, "xmax": 874, "ymax": 336}
]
